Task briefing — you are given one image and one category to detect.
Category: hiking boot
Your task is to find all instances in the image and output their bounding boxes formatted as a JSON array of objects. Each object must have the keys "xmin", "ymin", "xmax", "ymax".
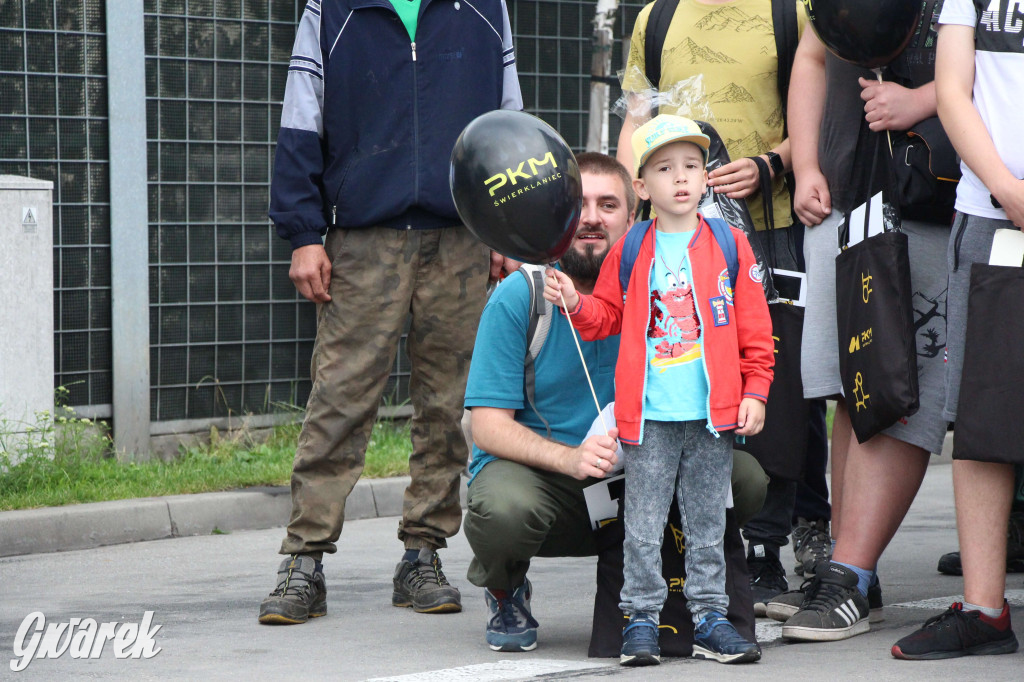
[
  {"xmin": 892, "ymin": 601, "xmax": 1019, "ymax": 660},
  {"xmin": 392, "ymin": 548, "xmax": 462, "ymax": 613},
  {"xmin": 485, "ymin": 580, "xmax": 539, "ymax": 652},
  {"xmin": 258, "ymin": 554, "xmax": 327, "ymax": 625},
  {"xmin": 936, "ymin": 510, "xmax": 1024, "ymax": 575},
  {"xmin": 792, "ymin": 517, "xmax": 832, "ymax": 577},
  {"xmin": 781, "ymin": 562, "xmax": 870, "ymax": 641},
  {"xmin": 692, "ymin": 611, "xmax": 761, "ymax": 664},
  {"xmin": 747, "ymin": 549, "xmax": 788, "ymax": 617},
  {"xmin": 620, "ymin": 613, "xmax": 661, "ymax": 666},
  {"xmin": 767, "ymin": 576, "xmax": 884, "ymax": 623}
]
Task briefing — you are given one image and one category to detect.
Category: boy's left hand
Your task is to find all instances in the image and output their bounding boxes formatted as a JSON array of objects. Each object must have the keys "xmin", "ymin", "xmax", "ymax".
[{"xmin": 734, "ymin": 397, "xmax": 765, "ymax": 437}]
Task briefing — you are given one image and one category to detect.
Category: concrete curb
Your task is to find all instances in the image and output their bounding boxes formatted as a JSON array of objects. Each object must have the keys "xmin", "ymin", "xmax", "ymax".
[
  {"xmin": 0, "ymin": 476, "xmax": 468, "ymax": 558},
  {"xmin": 0, "ymin": 431, "xmax": 952, "ymax": 559}
]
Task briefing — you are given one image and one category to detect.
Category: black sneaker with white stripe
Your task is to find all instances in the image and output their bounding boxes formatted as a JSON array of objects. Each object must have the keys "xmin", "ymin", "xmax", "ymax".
[{"xmin": 781, "ymin": 562, "xmax": 870, "ymax": 642}]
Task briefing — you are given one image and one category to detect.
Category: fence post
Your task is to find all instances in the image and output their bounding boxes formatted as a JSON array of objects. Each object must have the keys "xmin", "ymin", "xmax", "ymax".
[{"xmin": 106, "ymin": 1, "xmax": 151, "ymax": 459}]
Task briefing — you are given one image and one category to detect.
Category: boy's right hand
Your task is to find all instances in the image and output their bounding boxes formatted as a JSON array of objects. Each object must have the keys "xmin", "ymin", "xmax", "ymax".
[
  {"xmin": 543, "ymin": 268, "xmax": 580, "ymax": 311},
  {"xmin": 566, "ymin": 427, "xmax": 619, "ymax": 480}
]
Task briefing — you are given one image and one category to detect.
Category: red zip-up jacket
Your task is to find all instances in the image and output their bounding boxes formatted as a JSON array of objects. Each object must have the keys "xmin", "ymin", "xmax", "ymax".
[{"xmin": 567, "ymin": 216, "xmax": 774, "ymax": 444}]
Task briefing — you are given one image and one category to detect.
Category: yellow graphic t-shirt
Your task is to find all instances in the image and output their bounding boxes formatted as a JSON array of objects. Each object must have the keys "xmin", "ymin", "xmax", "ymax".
[{"xmin": 622, "ymin": 0, "xmax": 806, "ymax": 231}]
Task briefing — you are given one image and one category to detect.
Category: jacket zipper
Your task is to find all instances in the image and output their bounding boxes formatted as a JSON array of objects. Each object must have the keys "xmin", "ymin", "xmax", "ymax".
[
  {"xmin": 636, "ymin": 241, "xmax": 655, "ymax": 446},
  {"xmin": 683, "ymin": 246, "xmax": 719, "ymax": 438},
  {"xmin": 411, "ymin": 40, "xmax": 419, "ymax": 224}
]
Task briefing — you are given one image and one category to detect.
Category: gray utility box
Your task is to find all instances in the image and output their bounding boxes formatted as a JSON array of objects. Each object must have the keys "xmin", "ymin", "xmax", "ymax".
[{"xmin": 0, "ymin": 176, "xmax": 54, "ymax": 455}]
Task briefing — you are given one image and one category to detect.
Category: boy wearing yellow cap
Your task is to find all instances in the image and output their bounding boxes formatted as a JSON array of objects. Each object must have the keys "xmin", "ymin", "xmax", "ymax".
[{"xmin": 545, "ymin": 114, "xmax": 773, "ymax": 665}]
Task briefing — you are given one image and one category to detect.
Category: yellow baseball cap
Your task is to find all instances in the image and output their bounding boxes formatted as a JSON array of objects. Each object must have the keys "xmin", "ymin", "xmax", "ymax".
[{"xmin": 631, "ymin": 114, "xmax": 711, "ymax": 177}]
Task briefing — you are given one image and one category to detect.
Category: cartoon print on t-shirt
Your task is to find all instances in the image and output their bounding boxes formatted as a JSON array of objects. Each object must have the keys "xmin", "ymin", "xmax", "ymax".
[{"xmin": 649, "ymin": 264, "xmax": 703, "ymax": 371}]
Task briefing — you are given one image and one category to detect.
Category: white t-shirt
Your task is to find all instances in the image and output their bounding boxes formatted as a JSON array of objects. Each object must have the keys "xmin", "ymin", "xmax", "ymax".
[{"xmin": 939, "ymin": 0, "xmax": 1024, "ymax": 219}]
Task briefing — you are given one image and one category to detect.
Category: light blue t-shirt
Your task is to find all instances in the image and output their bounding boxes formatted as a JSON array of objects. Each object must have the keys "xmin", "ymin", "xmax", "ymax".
[
  {"xmin": 644, "ymin": 230, "xmax": 709, "ymax": 421},
  {"xmin": 464, "ymin": 268, "xmax": 619, "ymax": 483}
]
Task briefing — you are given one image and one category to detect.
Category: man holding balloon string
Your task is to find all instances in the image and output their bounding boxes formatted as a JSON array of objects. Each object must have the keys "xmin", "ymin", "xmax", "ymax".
[{"xmin": 778, "ymin": 0, "xmax": 954, "ymax": 643}]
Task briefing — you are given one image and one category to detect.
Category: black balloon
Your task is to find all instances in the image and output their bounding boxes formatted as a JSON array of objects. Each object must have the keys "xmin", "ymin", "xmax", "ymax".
[
  {"xmin": 804, "ymin": 0, "xmax": 922, "ymax": 69},
  {"xmin": 450, "ymin": 110, "xmax": 581, "ymax": 265}
]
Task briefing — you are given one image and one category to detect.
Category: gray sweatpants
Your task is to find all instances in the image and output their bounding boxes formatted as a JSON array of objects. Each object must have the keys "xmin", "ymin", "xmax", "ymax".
[{"xmin": 619, "ymin": 420, "xmax": 733, "ymax": 625}]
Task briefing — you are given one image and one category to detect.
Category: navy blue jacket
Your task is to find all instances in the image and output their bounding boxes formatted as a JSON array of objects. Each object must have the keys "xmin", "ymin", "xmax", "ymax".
[{"xmin": 270, "ymin": 0, "xmax": 522, "ymax": 249}]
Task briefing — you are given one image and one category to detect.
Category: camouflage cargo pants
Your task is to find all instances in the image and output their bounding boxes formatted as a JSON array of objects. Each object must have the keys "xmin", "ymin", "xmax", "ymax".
[{"xmin": 280, "ymin": 225, "xmax": 490, "ymax": 558}]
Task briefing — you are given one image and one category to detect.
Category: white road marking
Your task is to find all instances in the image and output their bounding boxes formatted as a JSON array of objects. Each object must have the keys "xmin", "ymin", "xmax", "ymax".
[
  {"xmin": 365, "ymin": 658, "xmax": 612, "ymax": 682},
  {"xmin": 756, "ymin": 619, "xmax": 783, "ymax": 643},
  {"xmin": 891, "ymin": 588, "xmax": 1024, "ymax": 610}
]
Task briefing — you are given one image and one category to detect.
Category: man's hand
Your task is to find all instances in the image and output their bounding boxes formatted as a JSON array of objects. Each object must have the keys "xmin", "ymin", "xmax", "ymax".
[
  {"xmin": 565, "ymin": 428, "xmax": 620, "ymax": 480},
  {"xmin": 490, "ymin": 251, "xmax": 523, "ymax": 283},
  {"xmin": 543, "ymin": 268, "xmax": 580, "ymax": 310},
  {"xmin": 290, "ymin": 243, "xmax": 333, "ymax": 303},
  {"xmin": 992, "ymin": 178, "xmax": 1024, "ymax": 230},
  {"xmin": 858, "ymin": 77, "xmax": 928, "ymax": 132},
  {"xmin": 793, "ymin": 169, "xmax": 832, "ymax": 227},
  {"xmin": 707, "ymin": 157, "xmax": 762, "ymax": 199},
  {"xmin": 735, "ymin": 398, "xmax": 765, "ymax": 437}
]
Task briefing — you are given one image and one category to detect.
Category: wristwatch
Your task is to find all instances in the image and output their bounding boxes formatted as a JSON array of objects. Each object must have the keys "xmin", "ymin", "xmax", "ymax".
[{"xmin": 765, "ymin": 151, "xmax": 785, "ymax": 177}]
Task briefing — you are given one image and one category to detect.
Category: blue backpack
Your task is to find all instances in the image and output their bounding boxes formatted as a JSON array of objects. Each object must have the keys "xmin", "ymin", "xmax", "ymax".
[{"xmin": 618, "ymin": 218, "xmax": 739, "ymax": 299}]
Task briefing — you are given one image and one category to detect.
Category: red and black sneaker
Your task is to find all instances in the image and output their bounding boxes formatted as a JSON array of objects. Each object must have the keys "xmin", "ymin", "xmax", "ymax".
[{"xmin": 892, "ymin": 601, "xmax": 1019, "ymax": 660}]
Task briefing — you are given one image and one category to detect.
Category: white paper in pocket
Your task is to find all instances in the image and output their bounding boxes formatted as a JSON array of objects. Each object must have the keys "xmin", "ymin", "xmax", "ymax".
[{"xmin": 989, "ymin": 228, "xmax": 1024, "ymax": 266}]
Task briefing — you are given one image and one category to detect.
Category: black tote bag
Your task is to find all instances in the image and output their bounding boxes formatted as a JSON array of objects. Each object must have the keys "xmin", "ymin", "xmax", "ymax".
[
  {"xmin": 735, "ymin": 157, "xmax": 809, "ymax": 480},
  {"xmin": 836, "ymin": 228, "xmax": 919, "ymax": 443},
  {"xmin": 953, "ymin": 263, "xmax": 1024, "ymax": 464},
  {"xmin": 738, "ymin": 301, "xmax": 809, "ymax": 479},
  {"xmin": 587, "ymin": 499, "xmax": 755, "ymax": 658},
  {"xmin": 835, "ymin": 131, "xmax": 919, "ymax": 443}
]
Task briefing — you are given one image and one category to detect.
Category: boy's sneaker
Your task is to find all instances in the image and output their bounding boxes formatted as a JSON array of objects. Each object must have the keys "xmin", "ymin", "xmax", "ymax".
[
  {"xmin": 747, "ymin": 550, "xmax": 788, "ymax": 617},
  {"xmin": 792, "ymin": 517, "xmax": 832, "ymax": 577},
  {"xmin": 892, "ymin": 601, "xmax": 1019, "ymax": 660},
  {"xmin": 484, "ymin": 580, "xmax": 539, "ymax": 652},
  {"xmin": 693, "ymin": 612, "xmax": 761, "ymax": 664},
  {"xmin": 392, "ymin": 548, "xmax": 462, "ymax": 613},
  {"xmin": 258, "ymin": 554, "xmax": 327, "ymax": 624},
  {"xmin": 767, "ymin": 576, "xmax": 884, "ymax": 624},
  {"xmin": 620, "ymin": 613, "xmax": 661, "ymax": 666},
  {"xmin": 937, "ymin": 510, "xmax": 1024, "ymax": 575},
  {"xmin": 781, "ymin": 562, "xmax": 870, "ymax": 641}
]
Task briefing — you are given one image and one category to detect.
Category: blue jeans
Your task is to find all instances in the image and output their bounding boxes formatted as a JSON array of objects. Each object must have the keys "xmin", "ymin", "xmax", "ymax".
[{"xmin": 619, "ymin": 420, "xmax": 733, "ymax": 624}]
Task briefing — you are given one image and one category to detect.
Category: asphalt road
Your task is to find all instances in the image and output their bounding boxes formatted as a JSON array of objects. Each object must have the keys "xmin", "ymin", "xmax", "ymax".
[{"xmin": 2, "ymin": 462, "xmax": 1022, "ymax": 681}]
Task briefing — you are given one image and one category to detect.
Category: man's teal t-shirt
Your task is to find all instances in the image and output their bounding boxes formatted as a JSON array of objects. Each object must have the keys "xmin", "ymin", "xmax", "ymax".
[
  {"xmin": 464, "ymin": 269, "xmax": 619, "ymax": 483},
  {"xmin": 388, "ymin": 0, "xmax": 421, "ymax": 41},
  {"xmin": 644, "ymin": 230, "xmax": 709, "ymax": 421}
]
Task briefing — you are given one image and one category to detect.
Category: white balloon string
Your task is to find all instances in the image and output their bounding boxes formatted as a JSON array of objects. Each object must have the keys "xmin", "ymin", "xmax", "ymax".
[
  {"xmin": 558, "ymin": 289, "xmax": 610, "ymax": 435},
  {"xmin": 873, "ymin": 68, "xmax": 894, "ymax": 156}
]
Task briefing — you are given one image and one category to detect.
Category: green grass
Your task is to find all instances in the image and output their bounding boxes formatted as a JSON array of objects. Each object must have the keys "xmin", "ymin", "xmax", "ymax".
[{"xmin": 0, "ymin": 413, "xmax": 414, "ymax": 512}]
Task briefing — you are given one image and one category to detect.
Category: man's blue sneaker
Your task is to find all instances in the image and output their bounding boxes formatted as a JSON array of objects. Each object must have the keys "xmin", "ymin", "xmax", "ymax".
[
  {"xmin": 485, "ymin": 580, "xmax": 539, "ymax": 652},
  {"xmin": 693, "ymin": 612, "xmax": 761, "ymax": 664},
  {"xmin": 620, "ymin": 613, "xmax": 661, "ymax": 666}
]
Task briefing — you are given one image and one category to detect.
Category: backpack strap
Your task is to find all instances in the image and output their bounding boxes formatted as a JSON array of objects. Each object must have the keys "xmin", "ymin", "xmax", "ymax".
[
  {"xmin": 771, "ymin": 0, "xmax": 800, "ymax": 214},
  {"xmin": 705, "ymin": 217, "xmax": 739, "ymax": 291},
  {"xmin": 518, "ymin": 265, "xmax": 553, "ymax": 439},
  {"xmin": 771, "ymin": 0, "xmax": 798, "ymax": 137},
  {"xmin": 644, "ymin": 0, "xmax": 681, "ymax": 104},
  {"xmin": 619, "ymin": 220, "xmax": 654, "ymax": 298}
]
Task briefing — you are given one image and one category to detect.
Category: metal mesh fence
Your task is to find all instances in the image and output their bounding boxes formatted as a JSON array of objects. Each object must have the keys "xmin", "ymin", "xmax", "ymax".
[
  {"xmin": 2, "ymin": 0, "xmax": 647, "ymax": 427},
  {"xmin": 143, "ymin": 0, "xmax": 317, "ymax": 421},
  {"xmin": 0, "ymin": 0, "xmax": 112, "ymax": 411}
]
